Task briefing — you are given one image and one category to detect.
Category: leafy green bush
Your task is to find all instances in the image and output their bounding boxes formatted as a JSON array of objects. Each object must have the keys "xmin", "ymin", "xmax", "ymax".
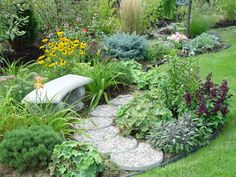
[
  {"xmin": 103, "ymin": 33, "xmax": 147, "ymax": 60},
  {"xmin": 49, "ymin": 141, "xmax": 103, "ymax": 177},
  {"xmin": 183, "ymin": 33, "xmax": 221, "ymax": 56},
  {"xmin": 117, "ymin": 60, "xmax": 161, "ymax": 89},
  {"xmin": 0, "ymin": 0, "xmax": 30, "ymax": 41},
  {"xmin": 147, "ymin": 113, "xmax": 212, "ymax": 154},
  {"xmin": 14, "ymin": 7, "xmax": 38, "ymax": 48},
  {"xmin": 115, "ymin": 92, "xmax": 172, "ymax": 139},
  {"xmin": 0, "ymin": 125, "xmax": 63, "ymax": 172},
  {"xmin": 145, "ymin": 40, "xmax": 173, "ymax": 61},
  {"xmin": 158, "ymin": 0, "xmax": 176, "ymax": 20}
]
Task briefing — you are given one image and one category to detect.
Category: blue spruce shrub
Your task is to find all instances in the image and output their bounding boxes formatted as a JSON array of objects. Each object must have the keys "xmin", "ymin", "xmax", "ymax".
[{"xmin": 103, "ymin": 33, "xmax": 147, "ymax": 60}]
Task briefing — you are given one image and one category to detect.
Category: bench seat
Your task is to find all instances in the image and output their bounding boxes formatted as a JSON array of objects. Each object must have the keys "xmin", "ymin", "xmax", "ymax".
[{"xmin": 22, "ymin": 74, "xmax": 92, "ymax": 106}]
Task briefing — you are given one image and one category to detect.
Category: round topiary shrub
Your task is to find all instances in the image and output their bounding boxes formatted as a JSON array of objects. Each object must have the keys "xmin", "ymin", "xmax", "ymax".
[
  {"xmin": 0, "ymin": 125, "xmax": 63, "ymax": 172},
  {"xmin": 147, "ymin": 113, "xmax": 212, "ymax": 154},
  {"xmin": 49, "ymin": 141, "xmax": 103, "ymax": 177}
]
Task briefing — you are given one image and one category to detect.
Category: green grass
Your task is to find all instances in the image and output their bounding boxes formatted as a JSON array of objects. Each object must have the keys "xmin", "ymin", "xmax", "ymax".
[{"xmin": 137, "ymin": 26, "xmax": 236, "ymax": 177}]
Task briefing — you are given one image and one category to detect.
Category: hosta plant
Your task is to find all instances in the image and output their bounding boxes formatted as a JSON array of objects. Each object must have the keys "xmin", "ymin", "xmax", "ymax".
[
  {"xmin": 115, "ymin": 91, "xmax": 172, "ymax": 139},
  {"xmin": 147, "ymin": 113, "xmax": 212, "ymax": 154},
  {"xmin": 49, "ymin": 141, "xmax": 103, "ymax": 177},
  {"xmin": 0, "ymin": 125, "xmax": 63, "ymax": 172},
  {"xmin": 102, "ymin": 33, "xmax": 147, "ymax": 60}
]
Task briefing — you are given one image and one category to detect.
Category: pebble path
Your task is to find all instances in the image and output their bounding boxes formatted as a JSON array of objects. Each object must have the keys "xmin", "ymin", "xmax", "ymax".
[{"xmin": 75, "ymin": 94, "xmax": 163, "ymax": 171}]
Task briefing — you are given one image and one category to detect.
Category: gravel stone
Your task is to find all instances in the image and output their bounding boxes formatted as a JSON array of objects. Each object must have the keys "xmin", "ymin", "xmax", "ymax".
[
  {"xmin": 76, "ymin": 117, "xmax": 113, "ymax": 130},
  {"xmin": 75, "ymin": 126, "xmax": 119, "ymax": 143},
  {"xmin": 110, "ymin": 94, "xmax": 134, "ymax": 106},
  {"xmin": 90, "ymin": 105, "xmax": 118, "ymax": 117},
  {"xmin": 110, "ymin": 143, "xmax": 163, "ymax": 171},
  {"xmin": 96, "ymin": 135, "xmax": 137, "ymax": 154}
]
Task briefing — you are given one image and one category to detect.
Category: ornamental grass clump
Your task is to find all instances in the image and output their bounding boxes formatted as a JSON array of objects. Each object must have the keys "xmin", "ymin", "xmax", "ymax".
[
  {"xmin": 147, "ymin": 113, "xmax": 212, "ymax": 154},
  {"xmin": 0, "ymin": 126, "xmax": 63, "ymax": 172},
  {"xmin": 120, "ymin": 0, "xmax": 144, "ymax": 34},
  {"xmin": 103, "ymin": 33, "xmax": 147, "ymax": 60}
]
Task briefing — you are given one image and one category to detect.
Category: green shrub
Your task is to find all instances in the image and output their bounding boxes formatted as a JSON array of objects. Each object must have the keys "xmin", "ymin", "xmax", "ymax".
[
  {"xmin": 115, "ymin": 92, "xmax": 172, "ymax": 139},
  {"xmin": 150, "ymin": 56, "xmax": 200, "ymax": 115},
  {"xmin": 158, "ymin": 0, "xmax": 176, "ymax": 20},
  {"xmin": 103, "ymin": 33, "xmax": 147, "ymax": 60},
  {"xmin": 190, "ymin": 14, "xmax": 213, "ymax": 37},
  {"xmin": 0, "ymin": 125, "xmax": 63, "ymax": 172},
  {"xmin": 145, "ymin": 40, "xmax": 173, "ymax": 61},
  {"xmin": 118, "ymin": 60, "xmax": 163, "ymax": 90},
  {"xmin": 49, "ymin": 141, "xmax": 103, "ymax": 177},
  {"xmin": 147, "ymin": 113, "xmax": 212, "ymax": 154},
  {"xmin": 183, "ymin": 33, "xmax": 221, "ymax": 56},
  {"xmin": 14, "ymin": 7, "xmax": 38, "ymax": 48}
]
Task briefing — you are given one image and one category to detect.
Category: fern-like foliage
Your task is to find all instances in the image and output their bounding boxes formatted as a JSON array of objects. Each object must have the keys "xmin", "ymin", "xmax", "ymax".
[{"xmin": 102, "ymin": 33, "xmax": 147, "ymax": 60}]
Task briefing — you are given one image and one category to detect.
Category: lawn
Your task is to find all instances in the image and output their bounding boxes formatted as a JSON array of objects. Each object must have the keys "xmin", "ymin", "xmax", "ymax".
[{"xmin": 137, "ymin": 26, "xmax": 236, "ymax": 177}]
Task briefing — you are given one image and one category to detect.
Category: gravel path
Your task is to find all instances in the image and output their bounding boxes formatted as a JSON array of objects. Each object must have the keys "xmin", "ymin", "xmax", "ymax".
[{"xmin": 75, "ymin": 94, "xmax": 164, "ymax": 171}]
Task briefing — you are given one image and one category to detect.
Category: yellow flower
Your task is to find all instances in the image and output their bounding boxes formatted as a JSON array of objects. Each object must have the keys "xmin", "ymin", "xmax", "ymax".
[
  {"xmin": 57, "ymin": 31, "xmax": 64, "ymax": 36},
  {"xmin": 45, "ymin": 49, "xmax": 50, "ymax": 53},
  {"xmin": 79, "ymin": 49, "xmax": 85, "ymax": 55},
  {"xmin": 80, "ymin": 42, "xmax": 87, "ymax": 49},
  {"xmin": 48, "ymin": 62, "xmax": 57, "ymax": 67},
  {"xmin": 73, "ymin": 43, "xmax": 79, "ymax": 47},
  {"xmin": 60, "ymin": 59, "xmax": 67, "ymax": 66},
  {"xmin": 50, "ymin": 52, "xmax": 56, "ymax": 57},
  {"xmin": 46, "ymin": 57, "xmax": 51, "ymax": 61},
  {"xmin": 36, "ymin": 60, "xmax": 45, "ymax": 65},
  {"xmin": 39, "ymin": 45, "xmax": 45, "ymax": 49},
  {"xmin": 42, "ymin": 38, "xmax": 48, "ymax": 43},
  {"xmin": 74, "ymin": 39, "xmax": 79, "ymax": 44},
  {"xmin": 62, "ymin": 50, "xmax": 68, "ymax": 55},
  {"xmin": 37, "ymin": 55, "xmax": 45, "ymax": 60},
  {"xmin": 68, "ymin": 49, "xmax": 73, "ymax": 55}
]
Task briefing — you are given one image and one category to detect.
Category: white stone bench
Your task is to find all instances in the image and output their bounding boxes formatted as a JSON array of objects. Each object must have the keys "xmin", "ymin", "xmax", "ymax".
[{"xmin": 22, "ymin": 74, "xmax": 92, "ymax": 109}]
